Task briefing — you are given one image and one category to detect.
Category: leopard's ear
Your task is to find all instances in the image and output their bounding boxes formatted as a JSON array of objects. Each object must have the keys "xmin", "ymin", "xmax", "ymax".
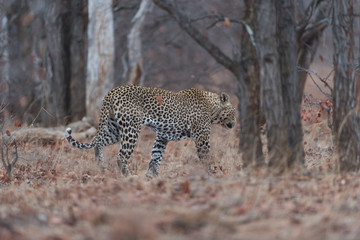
[{"xmin": 220, "ymin": 92, "xmax": 230, "ymax": 103}]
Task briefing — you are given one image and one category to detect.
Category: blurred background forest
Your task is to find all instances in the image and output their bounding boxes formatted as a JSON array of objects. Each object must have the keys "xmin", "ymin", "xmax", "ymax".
[
  {"xmin": 0, "ymin": 0, "xmax": 345, "ymax": 125},
  {"xmin": 0, "ymin": 0, "xmax": 360, "ymax": 170},
  {"xmin": 0, "ymin": 0, "xmax": 241, "ymax": 126}
]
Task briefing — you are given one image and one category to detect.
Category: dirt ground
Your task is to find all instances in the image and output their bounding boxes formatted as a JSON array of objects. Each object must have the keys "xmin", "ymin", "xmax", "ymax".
[{"xmin": 1, "ymin": 107, "xmax": 360, "ymax": 240}]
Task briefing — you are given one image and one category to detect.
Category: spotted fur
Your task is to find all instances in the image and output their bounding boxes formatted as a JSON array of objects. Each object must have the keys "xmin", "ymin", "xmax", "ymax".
[{"xmin": 65, "ymin": 85, "xmax": 236, "ymax": 177}]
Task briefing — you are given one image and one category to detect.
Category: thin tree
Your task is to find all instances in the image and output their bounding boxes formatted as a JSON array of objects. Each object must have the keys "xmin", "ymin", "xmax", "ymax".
[
  {"xmin": 87, "ymin": 0, "xmax": 115, "ymax": 121},
  {"xmin": 69, "ymin": 0, "xmax": 87, "ymax": 122},
  {"xmin": 41, "ymin": 0, "xmax": 71, "ymax": 126},
  {"xmin": 276, "ymin": 0, "xmax": 304, "ymax": 168},
  {"xmin": 254, "ymin": 0, "xmax": 290, "ymax": 170},
  {"xmin": 332, "ymin": 0, "xmax": 360, "ymax": 171},
  {"xmin": 239, "ymin": 0, "xmax": 264, "ymax": 167},
  {"xmin": 126, "ymin": 0, "xmax": 153, "ymax": 86}
]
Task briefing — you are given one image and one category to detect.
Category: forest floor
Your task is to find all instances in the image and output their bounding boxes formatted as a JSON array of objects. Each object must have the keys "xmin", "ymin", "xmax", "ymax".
[{"xmin": 1, "ymin": 100, "xmax": 360, "ymax": 240}]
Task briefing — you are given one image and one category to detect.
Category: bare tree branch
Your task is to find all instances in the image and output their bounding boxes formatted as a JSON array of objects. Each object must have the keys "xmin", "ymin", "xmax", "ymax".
[
  {"xmin": 189, "ymin": 14, "xmax": 218, "ymax": 24},
  {"xmin": 152, "ymin": 0, "xmax": 236, "ymax": 72},
  {"xmin": 308, "ymin": 73, "xmax": 332, "ymax": 99},
  {"xmin": 192, "ymin": 13, "xmax": 252, "ymax": 32},
  {"xmin": 189, "ymin": 13, "xmax": 255, "ymax": 61},
  {"xmin": 297, "ymin": 0, "xmax": 331, "ymax": 98},
  {"xmin": 113, "ymin": 3, "xmax": 140, "ymax": 12},
  {"xmin": 297, "ymin": 66, "xmax": 333, "ymax": 98},
  {"xmin": 300, "ymin": 18, "xmax": 329, "ymax": 44},
  {"xmin": 296, "ymin": 0, "xmax": 320, "ymax": 33},
  {"xmin": 202, "ymin": 14, "xmax": 257, "ymax": 50}
]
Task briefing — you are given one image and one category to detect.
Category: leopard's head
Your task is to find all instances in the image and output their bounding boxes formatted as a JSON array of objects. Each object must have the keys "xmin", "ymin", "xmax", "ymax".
[{"xmin": 213, "ymin": 93, "xmax": 236, "ymax": 129}]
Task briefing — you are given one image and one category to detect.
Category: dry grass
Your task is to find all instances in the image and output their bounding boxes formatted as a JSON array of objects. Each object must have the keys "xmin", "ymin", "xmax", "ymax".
[{"xmin": 1, "ymin": 117, "xmax": 360, "ymax": 240}]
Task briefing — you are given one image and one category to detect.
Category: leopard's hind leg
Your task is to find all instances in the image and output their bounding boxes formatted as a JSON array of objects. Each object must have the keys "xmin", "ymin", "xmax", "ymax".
[
  {"xmin": 94, "ymin": 145, "xmax": 106, "ymax": 171},
  {"xmin": 95, "ymin": 117, "xmax": 122, "ymax": 170},
  {"xmin": 116, "ymin": 116, "xmax": 142, "ymax": 176}
]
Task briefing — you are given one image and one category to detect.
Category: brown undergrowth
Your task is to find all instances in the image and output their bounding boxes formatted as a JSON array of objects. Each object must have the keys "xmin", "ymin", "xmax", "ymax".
[{"xmin": 0, "ymin": 115, "xmax": 359, "ymax": 240}]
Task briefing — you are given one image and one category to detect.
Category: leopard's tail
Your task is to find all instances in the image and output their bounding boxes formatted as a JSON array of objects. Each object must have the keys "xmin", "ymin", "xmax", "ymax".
[
  {"xmin": 65, "ymin": 90, "xmax": 114, "ymax": 149},
  {"xmin": 65, "ymin": 128, "xmax": 96, "ymax": 149}
]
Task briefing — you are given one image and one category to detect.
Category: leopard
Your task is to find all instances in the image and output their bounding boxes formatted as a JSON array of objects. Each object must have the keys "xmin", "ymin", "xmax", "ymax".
[{"xmin": 65, "ymin": 85, "xmax": 236, "ymax": 177}]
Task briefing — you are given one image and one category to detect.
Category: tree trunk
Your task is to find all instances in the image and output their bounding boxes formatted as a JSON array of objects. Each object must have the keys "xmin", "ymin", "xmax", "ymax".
[
  {"xmin": 87, "ymin": 0, "xmax": 115, "ymax": 121},
  {"xmin": 238, "ymin": 0, "xmax": 264, "ymax": 167},
  {"xmin": 276, "ymin": 0, "xmax": 304, "ymax": 167},
  {"xmin": 254, "ymin": 0, "xmax": 290, "ymax": 171},
  {"xmin": 5, "ymin": 1, "xmax": 41, "ymax": 123},
  {"xmin": 332, "ymin": 0, "xmax": 360, "ymax": 171},
  {"xmin": 127, "ymin": 0, "xmax": 153, "ymax": 85},
  {"xmin": 41, "ymin": 1, "xmax": 71, "ymax": 127},
  {"xmin": 0, "ymin": 13, "xmax": 9, "ymax": 103},
  {"xmin": 69, "ymin": 0, "xmax": 87, "ymax": 122}
]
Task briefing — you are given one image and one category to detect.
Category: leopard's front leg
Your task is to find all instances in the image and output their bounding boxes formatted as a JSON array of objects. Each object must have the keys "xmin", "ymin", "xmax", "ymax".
[
  {"xmin": 194, "ymin": 134, "xmax": 210, "ymax": 163},
  {"xmin": 146, "ymin": 135, "xmax": 168, "ymax": 177},
  {"xmin": 192, "ymin": 125, "xmax": 213, "ymax": 173}
]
